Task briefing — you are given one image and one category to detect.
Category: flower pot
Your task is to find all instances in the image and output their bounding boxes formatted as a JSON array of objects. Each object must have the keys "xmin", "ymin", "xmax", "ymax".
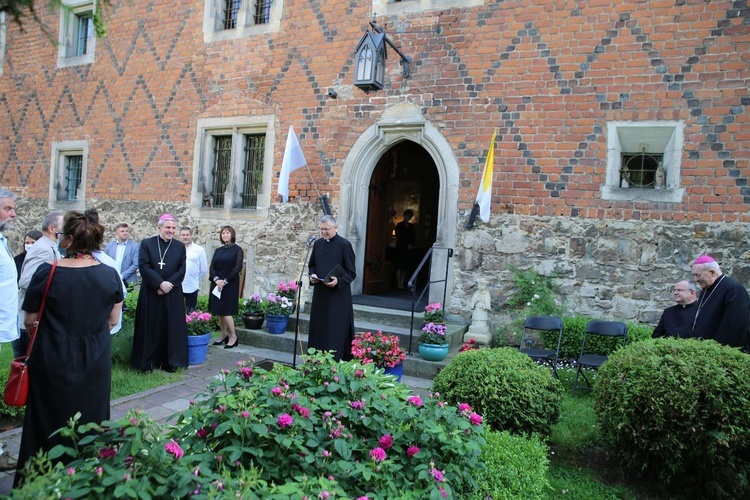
[
  {"xmin": 380, "ymin": 362, "xmax": 404, "ymax": 382},
  {"xmin": 187, "ymin": 333, "xmax": 211, "ymax": 365},
  {"xmin": 418, "ymin": 343, "xmax": 449, "ymax": 362},
  {"xmin": 266, "ymin": 314, "xmax": 289, "ymax": 334},
  {"xmin": 242, "ymin": 314, "xmax": 264, "ymax": 329}
]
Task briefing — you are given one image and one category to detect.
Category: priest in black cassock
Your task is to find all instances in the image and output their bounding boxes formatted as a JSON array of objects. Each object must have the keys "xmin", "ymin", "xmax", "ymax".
[
  {"xmin": 132, "ymin": 214, "xmax": 188, "ymax": 372},
  {"xmin": 691, "ymin": 255, "xmax": 750, "ymax": 352},
  {"xmin": 308, "ymin": 215, "xmax": 356, "ymax": 361}
]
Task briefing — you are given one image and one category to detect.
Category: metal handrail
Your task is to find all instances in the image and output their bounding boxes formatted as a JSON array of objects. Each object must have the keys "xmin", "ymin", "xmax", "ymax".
[{"xmin": 406, "ymin": 246, "xmax": 454, "ymax": 354}]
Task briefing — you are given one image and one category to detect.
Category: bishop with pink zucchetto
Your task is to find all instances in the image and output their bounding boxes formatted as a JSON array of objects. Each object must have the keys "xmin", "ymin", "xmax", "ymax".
[
  {"xmin": 131, "ymin": 213, "xmax": 188, "ymax": 372},
  {"xmin": 690, "ymin": 254, "xmax": 749, "ymax": 352}
]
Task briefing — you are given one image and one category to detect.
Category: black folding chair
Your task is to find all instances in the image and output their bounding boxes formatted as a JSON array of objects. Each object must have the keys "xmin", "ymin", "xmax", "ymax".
[
  {"xmin": 519, "ymin": 316, "xmax": 564, "ymax": 379},
  {"xmin": 573, "ymin": 320, "xmax": 627, "ymax": 392}
]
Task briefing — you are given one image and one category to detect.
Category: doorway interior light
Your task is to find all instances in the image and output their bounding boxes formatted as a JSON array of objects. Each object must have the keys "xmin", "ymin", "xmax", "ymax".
[{"xmin": 353, "ymin": 21, "xmax": 411, "ymax": 92}]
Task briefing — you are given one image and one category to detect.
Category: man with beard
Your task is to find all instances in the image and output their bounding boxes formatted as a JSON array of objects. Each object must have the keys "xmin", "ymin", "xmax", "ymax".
[{"xmin": 132, "ymin": 214, "xmax": 188, "ymax": 372}]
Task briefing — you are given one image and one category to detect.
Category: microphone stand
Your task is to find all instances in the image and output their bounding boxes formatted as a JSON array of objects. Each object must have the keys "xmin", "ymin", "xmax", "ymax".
[{"xmin": 292, "ymin": 237, "xmax": 315, "ymax": 368}]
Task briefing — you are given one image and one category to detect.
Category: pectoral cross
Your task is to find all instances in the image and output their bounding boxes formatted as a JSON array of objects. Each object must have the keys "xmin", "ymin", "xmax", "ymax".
[{"xmin": 158, "ymin": 260, "xmax": 165, "ymax": 269}]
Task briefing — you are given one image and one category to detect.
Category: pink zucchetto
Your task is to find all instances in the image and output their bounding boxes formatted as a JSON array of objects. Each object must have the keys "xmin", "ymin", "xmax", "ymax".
[
  {"xmin": 158, "ymin": 214, "xmax": 176, "ymax": 223},
  {"xmin": 693, "ymin": 255, "xmax": 716, "ymax": 265}
]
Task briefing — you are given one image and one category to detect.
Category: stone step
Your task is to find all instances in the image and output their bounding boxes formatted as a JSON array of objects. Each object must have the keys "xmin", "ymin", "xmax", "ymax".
[{"xmin": 235, "ymin": 315, "xmax": 467, "ymax": 380}]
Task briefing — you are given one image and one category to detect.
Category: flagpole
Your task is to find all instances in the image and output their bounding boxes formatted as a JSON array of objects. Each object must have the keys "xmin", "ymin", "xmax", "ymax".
[{"xmin": 465, "ymin": 202, "xmax": 480, "ymax": 230}]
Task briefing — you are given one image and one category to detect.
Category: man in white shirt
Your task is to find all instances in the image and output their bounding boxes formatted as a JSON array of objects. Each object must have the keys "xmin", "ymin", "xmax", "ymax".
[
  {"xmin": 15, "ymin": 211, "xmax": 63, "ymax": 357},
  {"xmin": 180, "ymin": 226, "xmax": 207, "ymax": 313},
  {"xmin": 0, "ymin": 188, "xmax": 19, "ymax": 470}
]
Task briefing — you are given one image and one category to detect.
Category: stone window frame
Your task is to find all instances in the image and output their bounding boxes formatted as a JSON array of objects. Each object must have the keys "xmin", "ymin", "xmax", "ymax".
[
  {"xmin": 191, "ymin": 115, "xmax": 276, "ymax": 220},
  {"xmin": 0, "ymin": 12, "xmax": 6, "ymax": 77},
  {"xmin": 371, "ymin": 0, "xmax": 484, "ymax": 16},
  {"xmin": 49, "ymin": 140, "xmax": 88, "ymax": 211},
  {"xmin": 202, "ymin": 0, "xmax": 283, "ymax": 44},
  {"xmin": 601, "ymin": 121, "xmax": 685, "ymax": 203},
  {"xmin": 57, "ymin": 0, "xmax": 96, "ymax": 69}
]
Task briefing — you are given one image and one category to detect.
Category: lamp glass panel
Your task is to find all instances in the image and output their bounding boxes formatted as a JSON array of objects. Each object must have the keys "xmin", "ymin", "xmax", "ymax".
[{"xmin": 357, "ymin": 45, "xmax": 373, "ymax": 81}]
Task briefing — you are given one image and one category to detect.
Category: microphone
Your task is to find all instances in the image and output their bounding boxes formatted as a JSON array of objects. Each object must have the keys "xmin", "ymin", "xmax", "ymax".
[{"xmin": 307, "ymin": 235, "xmax": 316, "ymax": 246}]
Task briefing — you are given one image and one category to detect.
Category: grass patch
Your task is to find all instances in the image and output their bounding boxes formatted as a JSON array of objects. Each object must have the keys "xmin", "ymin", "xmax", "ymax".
[{"xmin": 545, "ymin": 366, "xmax": 639, "ymax": 499}]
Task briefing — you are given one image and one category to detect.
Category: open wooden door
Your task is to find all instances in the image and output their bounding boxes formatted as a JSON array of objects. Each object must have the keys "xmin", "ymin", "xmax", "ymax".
[{"xmin": 362, "ymin": 155, "xmax": 390, "ymax": 294}]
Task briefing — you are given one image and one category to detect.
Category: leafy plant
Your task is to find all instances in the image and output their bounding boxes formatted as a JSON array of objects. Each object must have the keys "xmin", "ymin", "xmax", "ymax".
[
  {"xmin": 433, "ymin": 348, "xmax": 563, "ymax": 436},
  {"xmin": 262, "ymin": 292, "xmax": 294, "ymax": 316},
  {"xmin": 15, "ymin": 351, "xmax": 487, "ymax": 498},
  {"xmin": 418, "ymin": 322, "xmax": 448, "ymax": 345},
  {"xmin": 241, "ymin": 293, "xmax": 264, "ymax": 315},
  {"xmin": 350, "ymin": 331, "xmax": 406, "ymax": 368},
  {"xmin": 469, "ymin": 430, "xmax": 550, "ymax": 500},
  {"xmin": 185, "ymin": 310, "xmax": 212, "ymax": 336},
  {"xmin": 596, "ymin": 338, "xmax": 750, "ymax": 498},
  {"xmin": 506, "ymin": 265, "xmax": 562, "ymax": 317},
  {"xmin": 423, "ymin": 302, "xmax": 444, "ymax": 323}
]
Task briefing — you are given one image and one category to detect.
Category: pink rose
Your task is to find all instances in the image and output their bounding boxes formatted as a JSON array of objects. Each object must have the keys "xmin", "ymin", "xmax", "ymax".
[
  {"xmin": 407, "ymin": 395, "xmax": 423, "ymax": 407},
  {"xmin": 406, "ymin": 445, "xmax": 420, "ymax": 458},
  {"xmin": 469, "ymin": 412, "xmax": 483, "ymax": 425},
  {"xmin": 458, "ymin": 403, "xmax": 472, "ymax": 413},
  {"xmin": 165, "ymin": 439, "xmax": 184, "ymax": 459},
  {"xmin": 378, "ymin": 434, "xmax": 393, "ymax": 449},
  {"xmin": 369, "ymin": 447, "xmax": 386, "ymax": 462},
  {"xmin": 278, "ymin": 413, "xmax": 294, "ymax": 428}
]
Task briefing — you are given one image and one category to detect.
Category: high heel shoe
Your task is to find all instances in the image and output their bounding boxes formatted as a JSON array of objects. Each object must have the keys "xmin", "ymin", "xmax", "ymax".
[
  {"xmin": 212, "ymin": 336, "xmax": 229, "ymax": 346},
  {"xmin": 224, "ymin": 338, "xmax": 239, "ymax": 349}
]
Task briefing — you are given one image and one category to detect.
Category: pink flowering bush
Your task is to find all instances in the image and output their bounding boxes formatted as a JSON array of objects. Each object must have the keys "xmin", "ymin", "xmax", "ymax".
[
  {"xmin": 423, "ymin": 302, "xmax": 444, "ymax": 323},
  {"xmin": 350, "ymin": 331, "xmax": 406, "ymax": 368},
  {"xmin": 16, "ymin": 351, "xmax": 485, "ymax": 498},
  {"xmin": 241, "ymin": 293, "xmax": 264, "ymax": 315},
  {"xmin": 419, "ymin": 323, "xmax": 448, "ymax": 345},
  {"xmin": 263, "ymin": 292, "xmax": 294, "ymax": 316},
  {"xmin": 185, "ymin": 310, "xmax": 212, "ymax": 336},
  {"xmin": 277, "ymin": 280, "xmax": 299, "ymax": 300}
]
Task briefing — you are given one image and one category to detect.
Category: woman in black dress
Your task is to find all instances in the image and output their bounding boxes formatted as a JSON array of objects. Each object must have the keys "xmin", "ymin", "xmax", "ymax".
[
  {"xmin": 16, "ymin": 209, "xmax": 123, "ymax": 486},
  {"xmin": 208, "ymin": 225, "xmax": 243, "ymax": 348}
]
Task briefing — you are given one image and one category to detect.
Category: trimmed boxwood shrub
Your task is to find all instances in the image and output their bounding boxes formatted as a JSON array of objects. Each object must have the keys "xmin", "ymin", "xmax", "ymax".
[
  {"xmin": 470, "ymin": 430, "xmax": 549, "ymax": 500},
  {"xmin": 539, "ymin": 315, "xmax": 654, "ymax": 360},
  {"xmin": 595, "ymin": 338, "xmax": 750, "ymax": 498},
  {"xmin": 433, "ymin": 348, "xmax": 563, "ymax": 436}
]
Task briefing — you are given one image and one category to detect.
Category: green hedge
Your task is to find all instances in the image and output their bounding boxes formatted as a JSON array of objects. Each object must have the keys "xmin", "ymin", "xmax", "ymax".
[
  {"xmin": 470, "ymin": 430, "xmax": 549, "ymax": 500},
  {"xmin": 595, "ymin": 338, "xmax": 750, "ymax": 498},
  {"xmin": 538, "ymin": 315, "xmax": 654, "ymax": 359},
  {"xmin": 433, "ymin": 348, "xmax": 563, "ymax": 436}
]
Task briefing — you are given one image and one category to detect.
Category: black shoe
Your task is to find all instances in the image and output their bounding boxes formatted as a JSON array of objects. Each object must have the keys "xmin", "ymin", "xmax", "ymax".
[
  {"xmin": 224, "ymin": 338, "xmax": 239, "ymax": 349},
  {"xmin": 213, "ymin": 336, "xmax": 229, "ymax": 346},
  {"xmin": 162, "ymin": 365, "xmax": 178, "ymax": 373}
]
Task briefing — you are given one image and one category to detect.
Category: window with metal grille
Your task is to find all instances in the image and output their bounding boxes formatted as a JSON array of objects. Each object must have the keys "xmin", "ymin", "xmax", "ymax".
[
  {"xmin": 211, "ymin": 136, "xmax": 232, "ymax": 207},
  {"xmin": 222, "ymin": 0, "xmax": 241, "ymax": 30},
  {"xmin": 254, "ymin": 0, "xmax": 272, "ymax": 24},
  {"xmin": 64, "ymin": 155, "xmax": 83, "ymax": 201},
  {"xmin": 240, "ymin": 134, "xmax": 265, "ymax": 208},
  {"xmin": 620, "ymin": 151, "xmax": 663, "ymax": 189}
]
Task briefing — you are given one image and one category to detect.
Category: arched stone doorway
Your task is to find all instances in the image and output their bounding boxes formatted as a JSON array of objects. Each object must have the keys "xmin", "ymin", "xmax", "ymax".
[{"xmin": 339, "ymin": 103, "xmax": 460, "ymax": 306}]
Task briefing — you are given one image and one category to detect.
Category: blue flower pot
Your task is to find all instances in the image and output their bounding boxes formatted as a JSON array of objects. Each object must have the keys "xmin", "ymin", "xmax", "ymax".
[
  {"xmin": 187, "ymin": 333, "xmax": 211, "ymax": 365},
  {"xmin": 381, "ymin": 362, "xmax": 404, "ymax": 382},
  {"xmin": 266, "ymin": 314, "xmax": 289, "ymax": 334},
  {"xmin": 418, "ymin": 343, "xmax": 449, "ymax": 362}
]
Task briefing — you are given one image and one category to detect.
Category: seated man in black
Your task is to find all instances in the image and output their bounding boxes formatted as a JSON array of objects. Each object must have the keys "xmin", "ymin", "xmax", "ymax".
[{"xmin": 653, "ymin": 279, "xmax": 698, "ymax": 339}]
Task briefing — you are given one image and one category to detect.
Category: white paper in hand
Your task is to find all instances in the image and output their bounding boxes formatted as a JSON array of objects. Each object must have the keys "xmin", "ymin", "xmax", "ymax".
[{"xmin": 212, "ymin": 286, "xmax": 222, "ymax": 299}]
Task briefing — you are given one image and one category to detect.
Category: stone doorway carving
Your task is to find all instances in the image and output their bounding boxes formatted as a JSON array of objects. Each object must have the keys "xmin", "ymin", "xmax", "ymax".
[{"xmin": 339, "ymin": 103, "xmax": 460, "ymax": 304}]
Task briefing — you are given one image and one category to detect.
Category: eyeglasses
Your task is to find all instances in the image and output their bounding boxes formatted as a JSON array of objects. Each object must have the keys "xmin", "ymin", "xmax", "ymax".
[
  {"xmin": 54, "ymin": 232, "xmax": 64, "ymax": 238},
  {"xmin": 319, "ymin": 226, "xmax": 335, "ymax": 232},
  {"xmin": 673, "ymin": 288, "xmax": 690, "ymax": 292}
]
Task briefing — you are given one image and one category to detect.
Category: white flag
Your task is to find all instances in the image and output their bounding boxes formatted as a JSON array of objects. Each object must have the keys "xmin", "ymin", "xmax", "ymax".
[
  {"xmin": 278, "ymin": 125, "xmax": 307, "ymax": 202},
  {"xmin": 475, "ymin": 128, "xmax": 497, "ymax": 223}
]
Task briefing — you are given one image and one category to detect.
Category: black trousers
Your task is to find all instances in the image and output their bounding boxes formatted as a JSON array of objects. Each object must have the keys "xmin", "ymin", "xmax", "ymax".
[{"xmin": 183, "ymin": 290, "xmax": 198, "ymax": 313}]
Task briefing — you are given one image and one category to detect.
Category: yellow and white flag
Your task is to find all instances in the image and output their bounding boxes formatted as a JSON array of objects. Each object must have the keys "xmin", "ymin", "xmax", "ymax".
[
  {"xmin": 475, "ymin": 128, "xmax": 497, "ymax": 223},
  {"xmin": 278, "ymin": 125, "xmax": 307, "ymax": 202}
]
